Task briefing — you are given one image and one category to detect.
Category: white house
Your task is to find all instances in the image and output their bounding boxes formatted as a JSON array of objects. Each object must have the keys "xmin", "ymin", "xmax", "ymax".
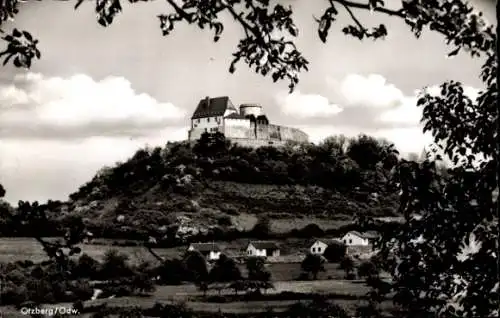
[
  {"xmin": 187, "ymin": 242, "xmax": 222, "ymax": 261},
  {"xmin": 309, "ymin": 238, "xmax": 342, "ymax": 255},
  {"xmin": 246, "ymin": 241, "xmax": 280, "ymax": 258},
  {"xmin": 341, "ymin": 231, "xmax": 379, "ymax": 246}
]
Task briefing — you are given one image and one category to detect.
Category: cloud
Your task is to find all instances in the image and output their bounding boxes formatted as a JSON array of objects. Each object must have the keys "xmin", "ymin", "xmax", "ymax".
[
  {"xmin": 334, "ymin": 74, "xmax": 405, "ymax": 108},
  {"xmin": 0, "ymin": 73, "xmax": 186, "ymax": 139},
  {"xmin": 0, "ymin": 72, "xmax": 189, "ymax": 204},
  {"xmin": 0, "ymin": 126, "xmax": 188, "ymax": 204},
  {"xmin": 281, "ymin": 73, "xmax": 481, "ymax": 157},
  {"xmin": 275, "ymin": 90, "xmax": 343, "ymax": 118},
  {"xmin": 378, "ymin": 96, "xmax": 421, "ymax": 126}
]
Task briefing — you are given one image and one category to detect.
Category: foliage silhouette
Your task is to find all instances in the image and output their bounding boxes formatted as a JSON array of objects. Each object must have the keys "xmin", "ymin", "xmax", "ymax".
[
  {"xmin": 300, "ymin": 253, "xmax": 326, "ymax": 280},
  {"xmin": 0, "ymin": 0, "xmax": 498, "ymax": 316},
  {"xmin": 0, "ymin": 0, "xmax": 495, "ymax": 91}
]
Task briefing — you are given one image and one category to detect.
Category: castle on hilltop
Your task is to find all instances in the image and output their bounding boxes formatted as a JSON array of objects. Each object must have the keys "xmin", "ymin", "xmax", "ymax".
[{"xmin": 188, "ymin": 96, "xmax": 309, "ymax": 148}]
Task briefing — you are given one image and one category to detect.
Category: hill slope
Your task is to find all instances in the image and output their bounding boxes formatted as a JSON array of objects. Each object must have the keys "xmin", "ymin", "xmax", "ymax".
[{"xmin": 56, "ymin": 134, "xmax": 401, "ymax": 239}]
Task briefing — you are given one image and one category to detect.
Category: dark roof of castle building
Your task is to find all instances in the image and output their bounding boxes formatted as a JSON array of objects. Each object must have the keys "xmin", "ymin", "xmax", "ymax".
[
  {"xmin": 192, "ymin": 96, "xmax": 237, "ymax": 119},
  {"xmin": 225, "ymin": 112, "xmax": 247, "ymax": 120}
]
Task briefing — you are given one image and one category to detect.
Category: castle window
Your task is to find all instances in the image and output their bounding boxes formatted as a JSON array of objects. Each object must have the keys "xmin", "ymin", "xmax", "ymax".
[
  {"xmin": 197, "ymin": 119, "xmax": 200, "ymax": 123},
  {"xmin": 207, "ymin": 117, "xmax": 210, "ymax": 122}
]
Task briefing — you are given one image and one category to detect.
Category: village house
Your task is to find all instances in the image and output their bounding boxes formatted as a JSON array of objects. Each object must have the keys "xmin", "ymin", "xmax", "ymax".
[
  {"xmin": 309, "ymin": 238, "xmax": 343, "ymax": 255},
  {"xmin": 246, "ymin": 241, "xmax": 280, "ymax": 258},
  {"xmin": 341, "ymin": 231, "xmax": 379, "ymax": 246},
  {"xmin": 187, "ymin": 242, "xmax": 222, "ymax": 261}
]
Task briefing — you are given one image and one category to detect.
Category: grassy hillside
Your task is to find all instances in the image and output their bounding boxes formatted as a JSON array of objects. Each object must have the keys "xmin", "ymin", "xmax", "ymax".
[{"xmin": 2, "ymin": 133, "xmax": 401, "ymax": 239}]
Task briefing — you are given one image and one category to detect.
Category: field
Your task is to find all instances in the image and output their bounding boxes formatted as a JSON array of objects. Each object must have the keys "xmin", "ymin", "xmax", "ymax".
[
  {"xmin": 0, "ymin": 280, "xmax": 378, "ymax": 317},
  {"xmin": 0, "ymin": 238, "xmax": 354, "ymax": 281},
  {"xmin": 0, "ymin": 237, "xmax": 183, "ymax": 264},
  {"xmin": 0, "ymin": 237, "xmax": 384, "ymax": 316}
]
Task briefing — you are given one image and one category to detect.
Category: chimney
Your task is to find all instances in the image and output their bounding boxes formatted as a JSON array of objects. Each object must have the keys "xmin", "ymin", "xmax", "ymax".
[{"xmin": 205, "ymin": 96, "xmax": 210, "ymax": 108}]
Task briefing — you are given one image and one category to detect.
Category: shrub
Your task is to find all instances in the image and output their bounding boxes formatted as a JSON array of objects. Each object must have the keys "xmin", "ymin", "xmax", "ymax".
[
  {"xmin": 155, "ymin": 258, "xmax": 187, "ymax": 285},
  {"xmin": 357, "ymin": 260, "xmax": 379, "ymax": 279},
  {"xmin": 99, "ymin": 249, "xmax": 133, "ymax": 279},
  {"xmin": 297, "ymin": 223, "xmax": 324, "ymax": 238},
  {"xmin": 217, "ymin": 215, "xmax": 232, "ymax": 226},
  {"xmin": 323, "ymin": 241, "xmax": 347, "ymax": 263},
  {"xmin": 74, "ymin": 253, "xmax": 100, "ymax": 279},
  {"xmin": 250, "ymin": 217, "xmax": 271, "ymax": 238},
  {"xmin": 1, "ymin": 282, "xmax": 29, "ymax": 305}
]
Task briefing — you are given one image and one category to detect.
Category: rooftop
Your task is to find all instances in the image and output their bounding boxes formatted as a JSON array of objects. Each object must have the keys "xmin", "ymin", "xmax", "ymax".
[
  {"xmin": 189, "ymin": 242, "xmax": 222, "ymax": 252},
  {"xmin": 248, "ymin": 241, "xmax": 280, "ymax": 250},
  {"xmin": 347, "ymin": 231, "xmax": 380, "ymax": 239},
  {"xmin": 191, "ymin": 96, "xmax": 237, "ymax": 119}
]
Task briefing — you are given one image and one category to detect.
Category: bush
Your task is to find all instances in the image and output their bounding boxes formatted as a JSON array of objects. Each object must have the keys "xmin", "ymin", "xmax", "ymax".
[
  {"xmin": 217, "ymin": 215, "xmax": 232, "ymax": 226},
  {"xmin": 74, "ymin": 253, "xmax": 100, "ymax": 279},
  {"xmin": 1, "ymin": 283, "xmax": 29, "ymax": 305},
  {"xmin": 99, "ymin": 249, "xmax": 133, "ymax": 279},
  {"xmin": 250, "ymin": 217, "xmax": 271, "ymax": 238},
  {"xmin": 323, "ymin": 242, "xmax": 347, "ymax": 263},
  {"xmin": 357, "ymin": 260, "xmax": 379, "ymax": 279},
  {"xmin": 297, "ymin": 223, "xmax": 324, "ymax": 238}
]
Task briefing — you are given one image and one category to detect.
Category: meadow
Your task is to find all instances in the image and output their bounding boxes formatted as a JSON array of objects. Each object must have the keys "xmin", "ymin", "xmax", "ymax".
[
  {"xmin": 0, "ymin": 238, "xmax": 354, "ymax": 281},
  {"xmin": 0, "ymin": 237, "xmax": 381, "ymax": 316}
]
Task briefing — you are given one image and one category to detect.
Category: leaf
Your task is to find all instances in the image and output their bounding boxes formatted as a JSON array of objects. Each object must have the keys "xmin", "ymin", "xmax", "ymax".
[
  {"xmin": 75, "ymin": 0, "xmax": 85, "ymax": 9},
  {"xmin": 318, "ymin": 18, "xmax": 331, "ymax": 43},
  {"xmin": 13, "ymin": 56, "xmax": 22, "ymax": 67},
  {"xmin": 22, "ymin": 31, "xmax": 32, "ymax": 41},
  {"xmin": 272, "ymin": 72, "xmax": 280, "ymax": 82},
  {"xmin": 12, "ymin": 29, "xmax": 21, "ymax": 37},
  {"xmin": 447, "ymin": 47, "xmax": 460, "ymax": 57}
]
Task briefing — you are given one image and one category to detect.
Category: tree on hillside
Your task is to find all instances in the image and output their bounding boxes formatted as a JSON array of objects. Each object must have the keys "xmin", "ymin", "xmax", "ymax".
[
  {"xmin": 323, "ymin": 241, "xmax": 347, "ymax": 263},
  {"xmin": 357, "ymin": 260, "xmax": 379, "ymax": 280},
  {"xmin": 155, "ymin": 258, "xmax": 188, "ymax": 285},
  {"xmin": 183, "ymin": 250, "xmax": 209, "ymax": 295},
  {"xmin": 208, "ymin": 254, "xmax": 242, "ymax": 283},
  {"xmin": 73, "ymin": 253, "xmax": 100, "ymax": 279},
  {"xmin": 319, "ymin": 135, "xmax": 349, "ymax": 158},
  {"xmin": 246, "ymin": 257, "xmax": 271, "ymax": 282},
  {"xmin": 193, "ymin": 132, "xmax": 230, "ymax": 159},
  {"xmin": 99, "ymin": 249, "xmax": 133, "ymax": 279},
  {"xmin": 301, "ymin": 253, "xmax": 326, "ymax": 280},
  {"xmin": 251, "ymin": 217, "xmax": 271, "ymax": 238},
  {"xmin": 339, "ymin": 256, "xmax": 355, "ymax": 280}
]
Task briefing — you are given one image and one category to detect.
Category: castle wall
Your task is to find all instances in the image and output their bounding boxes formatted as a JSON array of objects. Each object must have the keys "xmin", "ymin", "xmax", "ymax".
[
  {"xmin": 279, "ymin": 126, "xmax": 309, "ymax": 143},
  {"xmin": 255, "ymin": 122, "xmax": 269, "ymax": 139},
  {"xmin": 268, "ymin": 124, "xmax": 283, "ymax": 140},
  {"xmin": 223, "ymin": 118, "xmax": 252, "ymax": 139},
  {"xmin": 229, "ymin": 138, "xmax": 288, "ymax": 148}
]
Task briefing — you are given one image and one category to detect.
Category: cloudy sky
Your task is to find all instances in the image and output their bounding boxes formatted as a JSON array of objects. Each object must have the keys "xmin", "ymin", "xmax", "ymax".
[{"xmin": 0, "ymin": 0, "xmax": 495, "ymax": 204}]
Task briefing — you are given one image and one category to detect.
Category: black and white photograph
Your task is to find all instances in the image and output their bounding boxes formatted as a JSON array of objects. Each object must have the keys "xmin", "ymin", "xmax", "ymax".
[{"xmin": 0, "ymin": 0, "xmax": 498, "ymax": 317}]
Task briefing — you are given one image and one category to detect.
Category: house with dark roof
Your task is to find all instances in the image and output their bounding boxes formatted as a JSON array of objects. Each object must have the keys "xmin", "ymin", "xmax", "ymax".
[
  {"xmin": 246, "ymin": 241, "xmax": 280, "ymax": 258},
  {"xmin": 309, "ymin": 238, "xmax": 343, "ymax": 255},
  {"xmin": 187, "ymin": 242, "xmax": 222, "ymax": 261},
  {"xmin": 188, "ymin": 96, "xmax": 308, "ymax": 148},
  {"xmin": 341, "ymin": 231, "xmax": 380, "ymax": 246}
]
